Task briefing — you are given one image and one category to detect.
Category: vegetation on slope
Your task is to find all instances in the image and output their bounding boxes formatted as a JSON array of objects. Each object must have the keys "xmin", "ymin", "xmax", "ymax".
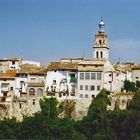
[{"xmin": 0, "ymin": 89, "xmax": 140, "ymax": 139}]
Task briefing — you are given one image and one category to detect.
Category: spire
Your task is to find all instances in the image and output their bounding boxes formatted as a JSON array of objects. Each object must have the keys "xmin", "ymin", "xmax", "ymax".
[{"xmin": 98, "ymin": 18, "xmax": 105, "ymax": 33}]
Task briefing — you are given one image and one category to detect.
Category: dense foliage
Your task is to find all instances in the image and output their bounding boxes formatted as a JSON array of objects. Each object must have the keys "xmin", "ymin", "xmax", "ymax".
[
  {"xmin": 123, "ymin": 80, "xmax": 140, "ymax": 92},
  {"xmin": 0, "ymin": 89, "xmax": 140, "ymax": 139}
]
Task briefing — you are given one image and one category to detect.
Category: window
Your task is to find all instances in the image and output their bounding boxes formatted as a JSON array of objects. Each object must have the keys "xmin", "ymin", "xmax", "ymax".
[
  {"xmin": 19, "ymin": 103, "xmax": 22, "ymax": 109},
  {"xmin": 71, "ymin": 85, "xmax": 75, "ymax": 93},
  {"xmin": 92, "ymin": 95, "xmax": 95, "ymax": 98},
  {"xmin": 70, "ymin": 74, "xmax": 76, "ymax": 83},
  {"xmin": 136, "ymin": 77, "xmax": 139, "ymax": 79},
  {"xmin": 52, "ymin": 80, "xmax": 56, "ymax": 85},
  {"xmin": 30, "ymin": 78, "xmax": 36, "ymax": 82},
  {"xmin": 109, "ymin": 74, "xmax": 112, "ymax": 77},
  {"xmin": 80, "ymin": 85, "xmax": 83, "ymax": 90},
  {"xmin": 1, "ymin": 83, "xmax": 9, "ymax": 88},
  {"xmin": 33, "ymin": 99, "xmax": 35, "ymax": 105},
  {"xmin": 91, "ymin": 73, "xmax": 96, "ymax": 80},
  {"xmin": 97, "ymin": 72, "xmax": 101, "ymax": 80},
  {"xmin": 20, "ymin": 74, "xmax": 27, "ymax": 78},
  {"xmin": 85, "ymin": 94, "xmax": 88, "ymax": 98},
  {"xmin": 99, "ymin": 40, "xmax": 102, "ymax": 45},
  {"xmin": 85, "ymin": 73, "xmax": 90, "ymax": 80},
  {"xmin": 80, "ymin": 94, "xmax": 83, "ymax": 98},
  {"xmin": 20, "ymin": 81, "xmax": 24, "ymax": 85},
  {"xmin": 59, "ymin": 93, "xmax": 62, "ymax": 97},
  {"xmin": 3, "ymin": 92, "xmax": 7, "ymax": 96},
  {"xmin": 52, "ymin": 86, "xmax": 56, "ymax": 92},
  {"xmin": 29, "ymin": 88, "xmax": 35, "ymax": 95},
  {"xmin": 90, "ymin": 86, "xmax": 95, "ymax": 91},
  {"xmin": 10, "ymin": 87, "xmax": 13, "ymax": 91},
  {"xmin": 80, "ymin": 73, "xmax": 84, "ymax": 80},
  {"xmin": 85, "ymin": 85, "xmax": 88, "ymax": 90},
  {"xmin": 96, "ymin": 51, "xmax": 99, "ymax": 58},
  {"xmin": 100, "ymin": 51, "xmax": 103, "ymax": 58},
  {"xmin": 37, "ymin": 88, "xmax": 43, "ymax": 96},
  {"xmin": 12, "ymin": 61, "xmax": 15, "ymax": 65},
  {"xmin": 97, "ymin": 86, "xmax": 100, "ymax": 91}
]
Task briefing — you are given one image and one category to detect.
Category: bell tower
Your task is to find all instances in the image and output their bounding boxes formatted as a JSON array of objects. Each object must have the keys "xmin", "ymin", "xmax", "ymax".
[{"xmin": 93, "ymin": 19, "xmax": 109, "ymax": 60}]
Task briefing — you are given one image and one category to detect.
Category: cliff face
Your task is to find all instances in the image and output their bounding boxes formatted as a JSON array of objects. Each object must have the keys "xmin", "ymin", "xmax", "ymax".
[{"xmin": 0, "ymin": 93, "xmax": 134, "ymax": 121}]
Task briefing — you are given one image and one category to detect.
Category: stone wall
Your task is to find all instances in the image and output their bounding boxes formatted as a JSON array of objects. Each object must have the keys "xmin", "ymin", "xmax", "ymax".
[{"xmin": 0, "ymin": 92, "xmax": 135, "ymax": 121}]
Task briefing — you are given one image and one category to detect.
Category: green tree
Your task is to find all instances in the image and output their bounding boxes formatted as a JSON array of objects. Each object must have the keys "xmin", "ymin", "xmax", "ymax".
[
  {"xmin": 110, "ymin": 89, "xmax": 140, "ymax": 140},
  {"xmin": 0, "ymin": 117, "xmax": 19, "ymax": 139},
  {"xmin": 136, "ymin": 80, "xmax": 140, "ymax": 88},
  {"xmin": 76, "ymin": 89, "xmax": 113, "ymax": 139},
  {"xmin": 124, "ymin": 80, "xmax": 136, "ymax": 92},
  {"xmin": 18, "ymin": 97, "xmax": 59, "ymax": 139},
  {"xmin": 39, "ymin": 97, "xmax": 59, "ymax": 120}
]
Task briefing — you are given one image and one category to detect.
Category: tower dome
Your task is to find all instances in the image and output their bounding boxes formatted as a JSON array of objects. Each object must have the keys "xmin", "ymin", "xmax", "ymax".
[{"xmin": 98, "ymin": 19, "xmax": 105, "ymax": 33}]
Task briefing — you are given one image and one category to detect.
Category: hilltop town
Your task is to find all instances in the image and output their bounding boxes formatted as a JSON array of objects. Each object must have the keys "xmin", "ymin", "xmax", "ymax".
[{"xmin": 0, "ymin": 20, "xmax": 139, "ymax": 120}]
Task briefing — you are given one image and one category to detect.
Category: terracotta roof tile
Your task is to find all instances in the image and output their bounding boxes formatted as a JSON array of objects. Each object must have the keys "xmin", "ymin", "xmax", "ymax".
[
  {"xmin": 47, "ymin": 62, "xmax": 78, "ymax": 71},
  {"xmin": 17, "ymin": 64, "xmax": 46, "ymax": 75},
  {"xmin": 0, "ymin": 70, "xmax": 16, "ymax": 79},
  {"xmin": 132, "ymin": 64, "xmax": 140, "ymax": 70}
]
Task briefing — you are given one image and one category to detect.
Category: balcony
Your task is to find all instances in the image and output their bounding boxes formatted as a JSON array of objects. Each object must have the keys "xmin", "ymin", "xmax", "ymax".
[
  {"xmin": 18, "ymin": 96, "xmax": 27, "ymax": 102},
  {"xmin": 1, "ymin": 87, "xmax": 9, "ymax": 92},
  {"xmin": 70, "ymin": 77, "xmax": 76, "ymax": 83},
  {"xmin": 0, "ymin": 96, "xmax": 12, "ymax": 102}
]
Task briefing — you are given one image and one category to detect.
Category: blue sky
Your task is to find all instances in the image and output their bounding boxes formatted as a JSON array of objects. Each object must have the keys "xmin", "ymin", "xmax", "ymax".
[{"xmin": 0, "ymin": 0, "xmax": 140, "ymax": 64}]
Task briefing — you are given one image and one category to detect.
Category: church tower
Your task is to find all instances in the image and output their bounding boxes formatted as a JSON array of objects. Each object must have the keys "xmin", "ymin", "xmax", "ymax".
[{"xmin": 93, "ymin": 19, "xmax": 109, "ymax": 60}]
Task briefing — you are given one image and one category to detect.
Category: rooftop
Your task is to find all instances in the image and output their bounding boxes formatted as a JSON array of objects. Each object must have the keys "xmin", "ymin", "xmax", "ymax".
[
  {"xmin": 17, "ymin": 64, "xmax": 47, "ymax": 75},
  {"xmin": 47, "ymin": 62, "xmax": 78, "ymax": 71},
  {"xmin": 0, "ymin": 57, "xmax": 22, "ymax": 62},
  {"xmin": 0, "ymin": 70, "xmax": 16, "ymax": 79}
]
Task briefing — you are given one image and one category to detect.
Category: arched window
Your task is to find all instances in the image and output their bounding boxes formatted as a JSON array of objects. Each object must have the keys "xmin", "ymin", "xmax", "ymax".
[
  {"xmin": 37, "ymin": 88, "xmax": 43, "ymax": 96},
  {"xmin": 99, "ymin": 40, "xmax": 102, "ymax": 45},
  {"xmin": 29, "ymin": 88, "xmax": 35, "ymax": 95},
  {"xmin": 115, "ymin": 99, "xmax": 120, "ymax": 110},
  {"xmin": 100, "ymin": 51, "xmax": 103, "ymax": 58},
  {"xmin": 96, "ymin": 51, "xmax": 99, "ymax": 58}
]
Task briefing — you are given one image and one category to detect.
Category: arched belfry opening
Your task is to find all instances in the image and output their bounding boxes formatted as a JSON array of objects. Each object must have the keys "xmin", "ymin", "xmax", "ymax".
[
  {"xmin": 100, "ymin": 51, "xmax": 103, "ymax": 58},
  {"xmin": 96, "ymin": 51, "xmax": 99, "ymax": 58}
]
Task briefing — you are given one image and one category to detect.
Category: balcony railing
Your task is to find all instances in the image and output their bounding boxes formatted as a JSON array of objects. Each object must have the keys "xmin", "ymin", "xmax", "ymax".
[
  {"xmin": 1, "ymin": 87, "xmax": 9, "ymax": 92},
  {"xmin": 0, "ymin": 96, "xmax": 12, "ymax": 102},
  {"xmin": 18, "ymin": 96, "xmax": 27, "ymax": 101}
]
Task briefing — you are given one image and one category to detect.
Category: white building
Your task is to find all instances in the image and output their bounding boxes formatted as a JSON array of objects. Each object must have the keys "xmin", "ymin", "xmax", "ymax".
[
  {"xmin": 22, "ymin": 60, "xmax": 41, "ymax": 67},
  {"xmin": 0, "ymin": 57, "xmax": 22, "ymax": 72},
  {"xmin": 46, "ymin": 61, "xmax": 78, "ymax": 99},
  {"xmin": 132, "ymin": 64, "xmax": 140, "ymax": 82},
  {"xmin": 0, "ymin": 70, "xmax": 16, "ymax": 101},
  {"xmin": 77, "ymin": 19, "xmax": 123, "ymax": 99},
  {"xmin": 15, "ymin": 64, "xmax": 46, "ymax": 98}
]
